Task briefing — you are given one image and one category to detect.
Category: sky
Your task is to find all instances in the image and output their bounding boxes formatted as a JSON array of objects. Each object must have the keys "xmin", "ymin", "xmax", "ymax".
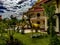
[{"xmin": 0, "ymin": 0, "xmax": 37, "ymax": 19}]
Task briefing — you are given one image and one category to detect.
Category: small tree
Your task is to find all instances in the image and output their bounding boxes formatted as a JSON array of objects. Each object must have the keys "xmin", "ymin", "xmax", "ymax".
[
  {"xmin": 0, "ymin": 22, "xmax": 6, "ymax": 37},
  {"xmin": 10, "ymin": 15, "xmax": 17, "ymax": 32},
  {"xmin": 21, "ymin": 15, "xmax": 26, "ymax": 34}
]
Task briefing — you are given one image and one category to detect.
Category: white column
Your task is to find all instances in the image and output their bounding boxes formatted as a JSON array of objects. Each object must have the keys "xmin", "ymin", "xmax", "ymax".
[
  {"xmin": 45, "ymin": 16, "xmax": 48, "ymax": 31},
  {"xmin": 58, "ymin": 0, "xmax": 60, "ymax": 13},
  {"xmin": 58, "ymin": 5, "xmax": 60, "ymax": 13},
  {"xmin": 56, "ymin": 16, "xmax": 59, "ymax": 32}
]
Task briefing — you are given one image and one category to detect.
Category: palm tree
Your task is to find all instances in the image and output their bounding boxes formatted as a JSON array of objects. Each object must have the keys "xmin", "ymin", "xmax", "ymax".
[
  {"xmin": 42, "ymin": 2, "xmax": 56, "ymax": 36},
  {"xmin": 10, "ymin": 15, "xmax": 17, "ymax": 32},
  {"xmin": 21, "ymin": 15, "xmax": 26, "ymax": 34},
  {"xmin": 42, "ymin": 1, "xmax": 60, "ymax": 45}
]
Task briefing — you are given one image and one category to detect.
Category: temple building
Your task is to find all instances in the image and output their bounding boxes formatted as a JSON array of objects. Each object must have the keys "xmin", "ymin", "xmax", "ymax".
[
  {"xmin": 27, "ymin": 1, "xmax": 46, "ymax": 30},
  {"xmin": 23, "ymin": 0, "xmax": 60, "ymax": 32},
  {"xmin": 23, "ymin": 0, "xmax": 48, "ymax": 31}
]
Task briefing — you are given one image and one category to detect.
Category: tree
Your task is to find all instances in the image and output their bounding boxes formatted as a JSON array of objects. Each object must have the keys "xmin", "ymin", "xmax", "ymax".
[
  {"xmin": 0, "ymin": 22, "xmax": 6, "ymax": 37},
  {"xmin": 42, "ymin": 2, "xmax": 60, "ymax": 45},
  {"xmin": 42, "ymin": 2, "xmax": 56, "ymax": 36},
  {"xmin": 10, "ymin": 15, "xmax": 17, "ymax": 32},
  {"xmin": 21, "ymin": 15, "xmax": 26, "ymax": 34}
]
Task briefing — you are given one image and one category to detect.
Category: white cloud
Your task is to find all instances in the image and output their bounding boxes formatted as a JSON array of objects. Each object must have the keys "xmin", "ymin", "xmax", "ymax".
[{"xmin": 0, "ymin": 0, "xmax": 37, "ymax": 19}]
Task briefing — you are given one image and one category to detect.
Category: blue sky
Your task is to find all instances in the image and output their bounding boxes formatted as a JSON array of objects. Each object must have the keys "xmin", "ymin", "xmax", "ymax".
[{"xmin": 0, "ymin": 0, "xmax": 37, "ymax": 19}]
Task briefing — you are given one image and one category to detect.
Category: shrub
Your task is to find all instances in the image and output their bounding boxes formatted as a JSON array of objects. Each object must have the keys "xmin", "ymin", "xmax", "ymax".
[
  {"xmin": 49, "ymin": 36, "xmax": 60, "ymax": 45},
  {"xmin": 6, "ymin": 35, "xmax": 24, "ymax": 45}
]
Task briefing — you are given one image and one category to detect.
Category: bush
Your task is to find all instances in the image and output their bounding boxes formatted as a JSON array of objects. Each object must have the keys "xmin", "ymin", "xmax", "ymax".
[
  {"xmin": 6, "ymin": 39, "xmax": 24, "ymax": 45},
  {"xmin": 49, "ymin": 36, "xmax": 60, "ymax": 45},
  {"xmin": 6, "ymin": 35, "xmax": 24, "ymax": 45}
]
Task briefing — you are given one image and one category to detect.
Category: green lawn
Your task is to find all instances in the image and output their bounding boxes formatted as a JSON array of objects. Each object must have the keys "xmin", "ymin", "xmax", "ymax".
[
  {"xmin": 0, "ymin": 32, "xmax": 51, "ymax": 45},
  {"xmin": 14, "ymin": 33, "xmax": 50, "ymax": 45}
]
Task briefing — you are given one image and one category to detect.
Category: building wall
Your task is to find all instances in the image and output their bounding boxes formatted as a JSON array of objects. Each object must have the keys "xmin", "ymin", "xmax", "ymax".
[
  {"xmin": 55, "ymin": 0, "xmax": 60, "ymax": 32},
  {"xmin": 55, "ymin": 1, "xmax": 60, "ymax": 13},
  {"xmin": 30, "ymin": 11, "xmax": 45, "ymax": 29}
]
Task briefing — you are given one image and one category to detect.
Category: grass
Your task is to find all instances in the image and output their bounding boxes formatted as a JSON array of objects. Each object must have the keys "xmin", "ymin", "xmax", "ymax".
[
  {"xmin": 0, "ymin": 32, "xmax": 50, "ymax": 45},
  {"xmin": 14, "ymin": 33, "xmax": 50, "ymax": 45}
]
